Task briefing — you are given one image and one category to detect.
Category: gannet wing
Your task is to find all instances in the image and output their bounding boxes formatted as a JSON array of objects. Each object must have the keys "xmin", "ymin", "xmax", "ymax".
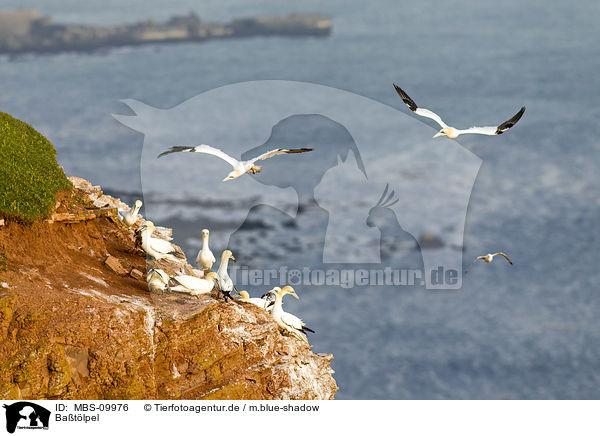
[
  {"xmin": 281, "ymin": 312, "xmax": 314, "ymax": 333},
  {"xmin": 495, "ymin": 107, "xmax": 525, "ymax": 134},
  {"xmin": 474, "ymin": 256, "xmax": 486, "ymax": 262},
  {"xmin": 493, "ymin": 252, "xmax": 513, "ymax": 264},
  {"xmin": 461, "ymin": 107, "xmax": 526, "ymax": 136},
  {"xmin": 172, "ymin": 275, "xmax": 213, "ymax": 292},
  {"xmin": 158, "ymin": 144, "xmax": 240, "ymax": 168},
  {"xmin": 151, "ymin": 237, "xmax": 178, "ymax": 254},
  {"xmin": 393, "ymin": 84, "xmax": 449, "ymax": 129},
  {"xmin": 250, "ymin": 147, "xmax": 313, "ymax": 163},
  {"xmin": 280, "ymin": 312, "xmax": 304, "ymax": 331}
]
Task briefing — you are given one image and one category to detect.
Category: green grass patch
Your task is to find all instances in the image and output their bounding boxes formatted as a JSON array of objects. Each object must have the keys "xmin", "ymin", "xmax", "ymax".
[{"xmin": 0, "ymin": 111, "xmax": 72, "ymax": 221}]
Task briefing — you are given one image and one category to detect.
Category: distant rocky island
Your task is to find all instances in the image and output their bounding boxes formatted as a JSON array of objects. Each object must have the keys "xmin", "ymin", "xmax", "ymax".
[{"xmin": 0, "ymin": 9, "xmax": 332, "ymax": 54}]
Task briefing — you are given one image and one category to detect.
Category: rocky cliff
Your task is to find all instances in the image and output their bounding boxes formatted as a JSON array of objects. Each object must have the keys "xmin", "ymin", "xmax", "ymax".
[{"xmin": 0, "ymin": 177, "xmax": 337, "ymax": 400}]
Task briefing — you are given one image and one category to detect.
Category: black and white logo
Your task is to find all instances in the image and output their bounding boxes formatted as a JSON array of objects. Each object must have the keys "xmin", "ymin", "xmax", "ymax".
[{"xmin": 2, "ymin": 402, "xmax": 50, "ymax": 434}]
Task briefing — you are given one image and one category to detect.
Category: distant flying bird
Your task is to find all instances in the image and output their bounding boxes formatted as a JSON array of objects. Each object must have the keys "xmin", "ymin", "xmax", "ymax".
[
  {"xmin": 158, "ymin": 144, "xmax": 313, "ymax": 181},
  {"xmin": 393, "ymin": 84, "xmax": 525, "ymax": 139},
  {"xmin": 474, "ymin": 252, "xmax": 513, "ymax": 265}
]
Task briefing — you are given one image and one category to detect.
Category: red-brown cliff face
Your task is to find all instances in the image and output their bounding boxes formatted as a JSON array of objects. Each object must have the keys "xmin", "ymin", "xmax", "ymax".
[{"xmin": 0, "ymin": 177, "xmax": 337, "ymax": 400}]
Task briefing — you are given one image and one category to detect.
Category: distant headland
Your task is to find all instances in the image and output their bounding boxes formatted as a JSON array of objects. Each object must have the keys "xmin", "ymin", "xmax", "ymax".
[{"xmin": 0, "ymin": 9, "xmax": 332, "ymax": 54}]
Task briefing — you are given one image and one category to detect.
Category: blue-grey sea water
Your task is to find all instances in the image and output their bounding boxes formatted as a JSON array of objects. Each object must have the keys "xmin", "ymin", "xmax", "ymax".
[{"xmin": 1, "ymin": 0, "xmax": 599, "ymax": 399}]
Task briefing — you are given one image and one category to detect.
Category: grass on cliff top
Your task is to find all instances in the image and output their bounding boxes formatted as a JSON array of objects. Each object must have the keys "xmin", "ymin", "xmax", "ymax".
[{"xmin": 0, "ymin": 110, "xmax": 72, "ymax": 221}]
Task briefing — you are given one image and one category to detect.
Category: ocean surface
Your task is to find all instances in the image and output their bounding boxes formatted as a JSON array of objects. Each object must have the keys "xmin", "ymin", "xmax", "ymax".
[{"xmin": 1, "ymin": 0, "xmax": 599, "ymax": 399}]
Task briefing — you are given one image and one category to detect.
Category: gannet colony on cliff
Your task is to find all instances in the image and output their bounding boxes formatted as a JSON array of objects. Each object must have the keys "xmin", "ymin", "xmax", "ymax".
[{"xmin": 128, "ymin": 82, "xmax": 522, "ymax": 343}]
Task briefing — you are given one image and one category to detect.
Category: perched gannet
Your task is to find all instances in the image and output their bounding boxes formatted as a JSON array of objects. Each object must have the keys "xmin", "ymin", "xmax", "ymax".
[
  {"xmin": 267, "ymin": 286, "xmax": 314, "ymax": 342},
  {"xmin": 237, "ymin": 290, "xmax": 273, "ymax": 311},
  {"xmin": 196, "ymin": 229, "xmax": 216, "ymax": 273},
  {"xmin": 119, "ymin": 200, "xmax": 143, "ymax": 227},
  {"xmin": 393, "ymin": 84, "xmax": 525, "ymax": 139},
  {"xmin": 474, "ymin": 252, "xmax": 513, "ymax": 265},
  {"xmin": 139, "ymin": 221, "xmax": 185, "ymax": 263},
  {"xmin": 147, "ymin": 268, "xmax": 169, "ymax": 293},
  {"xmin": 169, "ymin": 271, "xmax": 219, "ymax": 297},
  {"xmin": 158, "ymin": 144, "xmax": 313, "ymax": 181},
  {"xmin": 216, "ymin": 249, "xmax": 237, "ymax": 300}
]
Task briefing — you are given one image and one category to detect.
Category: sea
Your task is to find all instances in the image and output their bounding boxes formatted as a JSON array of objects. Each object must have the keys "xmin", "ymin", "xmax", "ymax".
[{"xmin": 1, "ymin": 0, "xmax": 599, "ymax": 399}]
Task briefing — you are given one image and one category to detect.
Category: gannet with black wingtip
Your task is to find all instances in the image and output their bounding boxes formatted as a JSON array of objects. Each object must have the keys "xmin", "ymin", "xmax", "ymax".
[
  {"xmin": 119, "ymin": 199, "xmax": 143, "ymax": 227},
  {"xmin": 267, "ymin": 286, "xmax": 314, "ymax": 343},
  {"xmin": 169, "ymin": 271, "xmax": 219, "ymax": 297},
  {"xmin": 237, "ymin": 290, "xmax": 273, "ymax": 311},
  {"xmin": 393, "ymin": 84, "xmax": 525, "ymax": 139},
  {"xmin": 147, "ymin": 268, "xmax": 169, "ymax": 293},
  {"xmin": 474, "ymin": 252, "xmax": 513, "ymax": 265},
  {"xmin": 196, "ymin": 228, "xmax": 216, "ymax": 273},
  {"xmin": 158, "ymin": 144, "xmax": 313, "ymax": 181},
  {"xmin": 216, "ymin": 249, "xmax": 236, "ymax": 300},
  {"xmin": 139, "ymin": 220, "xmax": 186, "ymax": 263}
]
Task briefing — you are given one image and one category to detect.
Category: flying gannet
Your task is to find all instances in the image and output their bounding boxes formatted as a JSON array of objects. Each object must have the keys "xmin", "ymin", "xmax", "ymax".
[
  {"xmin": 158, "ymin": 144, "xmax": 313, "ymax": 181},
  {"xmin": 267, "ymin": 286, "xmax": 314, "ymax": 342},
  {"xmin": 139, "ymin": 221, "xmax": 186, "ymax": 263},
  {"xmin": 393, "ymin": 84, "xmax": 525, "ymax": 139},
  {"xmin": 216, "ymin": 249, "xmax": 237, "ymax": 300},
  {"xmin": 237, "ymin": 290, "xmax": 273, "ymax": 311},
  {"xmin": 196, "ymin": 228, "xmax": 216, "ymax": 274},
  {"xmin": 169, "ymin": 271, "xmax": 220, "ymax": 297},
  {"xmin": 147, "ymin": 268, "xmax": 169, "ymax": 293},
  {"xmin": 474, "ymin": 252, "xmax": 513, "ymax": 264},
  {"xmin": 119, "ymin": 199, "xmax": 143, "ymax": 227}
]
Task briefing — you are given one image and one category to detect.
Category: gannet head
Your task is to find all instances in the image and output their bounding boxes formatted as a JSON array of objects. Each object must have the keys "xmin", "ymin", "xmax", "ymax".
[
  {"xmin": 201, "ymin": 228, "xmax": 210, "ymax": 239},
  {"xmin": 486, "ymin": 254, "xmax": 494, "ymax": 262},
  {"xmin": 134, "ymin": 199, "xmax": 143, "ymax": 209},
  {"xmin": 222, "ymin": 249, "xmax": 236, "ymax": 262},
  {"xmin": 139, "ymin": 220, "xmax": 155, "ymax": 232},
  {"xmin": 222, "ymin": 170, "xmax": 243, "ymax": 182},
  {"xmin": 147, "ymin": 268, "xmax": 169, "ymax": 284},
  {"xmin": 263, "ymin": 287, "xmax": 281, "ymax": 298},
  {"xmin": 238, "ymin": 290, "xmax": 250, "ymax": 301},
  {"xmin": 433, "ymin": 128, "xmax": 456, "ymax": 139},
  {"xmin": 281, "ymin": 285, "xmax": 300, "ymax": 299}
]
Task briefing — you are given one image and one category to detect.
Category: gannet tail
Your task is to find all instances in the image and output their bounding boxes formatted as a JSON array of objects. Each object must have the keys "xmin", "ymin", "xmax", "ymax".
[{"xmin": 301, "ymin": 326, "xmax": 315, "ymax": 333}]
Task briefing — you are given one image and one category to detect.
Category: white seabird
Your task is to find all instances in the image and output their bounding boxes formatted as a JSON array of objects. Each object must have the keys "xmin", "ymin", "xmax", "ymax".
[
  {"xmin": 267, "ymin": 286, "xmax": 314, "ymax": 342},
  {"xmin": 393, "ymin": 84, "xmax": 525, "ymax": 139},
  {"xmin": 139, "ymin": 220, "xmax": 186, "ymax": 263},
  {"xmin": 169, "ymin": 271, "xmax": 219, "ymax": 297},
  {"xmin": 196, "ymin": 228, "xmax": 216, "ymax": 273},
  {"xmin": 216, "ymin": 249, "xmax": 237, "ymax": 300},
  {"xmin": 147, "ymin": 268, "xmax": 169, "ymax": 293},
  {"xmin": 474, "ymin": 252, "xmax": 513, "ymax": 264},
  {"xmin": 119, "ymin": 199, "xmax": 143, "ymax": 227},
  {"xmin": 158, "ymin": 144, "xmax": 313, "ymax": 181},
  {"xmin": 237, "ymin": 290, "xmax": 273, "ymax": 311}
]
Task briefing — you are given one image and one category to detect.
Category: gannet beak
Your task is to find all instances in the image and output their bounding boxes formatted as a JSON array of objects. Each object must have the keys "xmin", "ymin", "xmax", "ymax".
[
  {"xmin": 291, "ymin": 292, "xmax": 299, "ymax": 300},
  {"xmin": 433, "ymin": 131, "xmax": 444, "ymax": 138},
  {"xmin": 221, "ymin": 177, "xmax": 230, "ymax": 182},
  {"xmin": 231, "ymin": 256, "xmax": 237, "ymax": 262}
]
